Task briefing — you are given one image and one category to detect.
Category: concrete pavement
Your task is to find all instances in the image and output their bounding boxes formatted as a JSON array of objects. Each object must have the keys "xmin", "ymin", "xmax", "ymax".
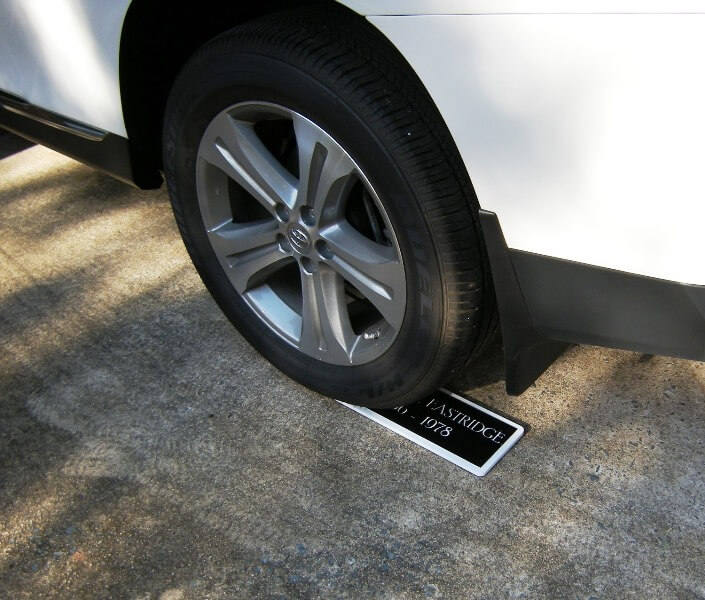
[{"xmin": 1, "ymin": 132, "xmax": 704, "ymax": 599}]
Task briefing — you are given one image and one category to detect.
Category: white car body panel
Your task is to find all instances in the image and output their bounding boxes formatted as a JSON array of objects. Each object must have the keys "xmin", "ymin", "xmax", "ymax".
[
  {"xmin": 364, "ymin": 12, "xmax": 705, "ymax": 285},
  {"xmin": 2, "ymin": 1, "xmax": 705, "ymax": 284},
  {"xmin": 340, "ymin": 0, "xmax": 705, "ymax": 16},
  {"xmin": 0, "ymin": 0, "xmax": 130, "ymax": 136}
]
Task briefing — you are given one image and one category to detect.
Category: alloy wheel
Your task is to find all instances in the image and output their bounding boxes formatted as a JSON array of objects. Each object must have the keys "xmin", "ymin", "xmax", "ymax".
[{"xmin": 195, "ymin": 102, "xmax": 407, "ymax": 366}]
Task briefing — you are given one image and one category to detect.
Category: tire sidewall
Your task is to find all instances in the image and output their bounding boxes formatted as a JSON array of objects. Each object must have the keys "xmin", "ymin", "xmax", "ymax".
[{"xmin": 166, "ymin": 51, "xmax": 446, "ymax": 405}]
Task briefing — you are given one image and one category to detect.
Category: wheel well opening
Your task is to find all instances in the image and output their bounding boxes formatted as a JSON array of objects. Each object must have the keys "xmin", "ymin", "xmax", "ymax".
[{"xmin": 119, "ymin": 0, "xmax": 332, "ymax": 180}]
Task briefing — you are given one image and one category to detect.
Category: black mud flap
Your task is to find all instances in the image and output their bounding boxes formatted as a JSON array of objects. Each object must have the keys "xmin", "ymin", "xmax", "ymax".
[{"xmin": 479, "ymin": 210, "xmax": 569, "ymax": 395}]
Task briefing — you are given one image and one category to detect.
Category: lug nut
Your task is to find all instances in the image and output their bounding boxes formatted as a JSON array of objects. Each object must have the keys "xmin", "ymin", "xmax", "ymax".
[
  {"xmin": 301, "ymin": 256, "xmax": 317, "ymax": 274},
  {"xmin": 300, "ymin": 206, "xmax": 316, "ymax": 226},
  {"xmin": 277, "ymin": 233, "xmax": 292, "ymax": 253},
  {"xmin": 316, "ymin": 240, "xmax": 333, "ymax": 260},
  {"xmin": 275, "ymin": 203, "xmax": 290, "ymax": 223}
]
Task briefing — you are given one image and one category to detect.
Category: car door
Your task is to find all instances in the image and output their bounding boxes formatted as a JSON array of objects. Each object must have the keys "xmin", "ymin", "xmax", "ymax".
[{"xmin": 0, "ymin": 0, "xmax": 130, "ymax": 136}]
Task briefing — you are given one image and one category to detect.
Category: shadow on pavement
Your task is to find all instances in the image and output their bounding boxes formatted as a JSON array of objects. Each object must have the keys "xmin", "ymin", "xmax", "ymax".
[
  {"xmin": 1, "ymin": 143, "xmax": 704, "ymax": 599},
  {"xmin": 0, "ymin": 130, "xmax": 35, "ymax": 159}
]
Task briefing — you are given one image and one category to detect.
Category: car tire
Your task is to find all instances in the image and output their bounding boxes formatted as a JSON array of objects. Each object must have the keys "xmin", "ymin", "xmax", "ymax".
[{"xmin": 163, "ymin": 7, "xmax": 497, "ymax": 407}]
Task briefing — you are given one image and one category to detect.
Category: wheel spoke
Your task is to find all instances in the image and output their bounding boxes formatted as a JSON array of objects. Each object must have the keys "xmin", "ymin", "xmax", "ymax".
[
  {"xmin": 299, "ymin": 266, "xmax": 355, "ymax": 363},
  {"xmin": 211, "ymin": 221, "xmax": 288, "ymax": 293},
  {"xmin": 293, "ymin": 113, "xmax": 356, "ymax": 221},
  {"xmin": 208, "ymin": 219, "xmax": 279, "ymax": 258},
  {"xmin": 199, "ymin": 111, "xmax": 298, "ymax": 213},
  {"xmin": 320, "ymin": 222, "xmax": 406, "ymax": 330}
]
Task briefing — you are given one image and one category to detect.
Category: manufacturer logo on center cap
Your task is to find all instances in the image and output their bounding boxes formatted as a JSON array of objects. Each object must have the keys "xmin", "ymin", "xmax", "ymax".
[{"xmin": 287, "ymin": 225, "xmax": 312, "ymax": 254}]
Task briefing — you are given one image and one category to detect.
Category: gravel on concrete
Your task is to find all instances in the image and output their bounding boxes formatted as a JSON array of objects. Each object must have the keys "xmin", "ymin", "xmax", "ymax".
[{"xmin": 1, "ymin": 131, "xmax": 704, "ymax": 599}]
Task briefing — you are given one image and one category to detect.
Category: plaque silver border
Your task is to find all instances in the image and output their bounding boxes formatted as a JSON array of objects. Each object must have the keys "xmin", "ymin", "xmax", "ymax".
[{"xmin": 339, "ymin": 389, "xmax": 525, "ymax": 476}]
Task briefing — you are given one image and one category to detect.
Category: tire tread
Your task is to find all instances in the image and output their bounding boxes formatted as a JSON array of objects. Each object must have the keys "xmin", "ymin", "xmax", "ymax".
[{"xmin": 164, "ymin": 6, "xmax": 499, "ymax": 406}]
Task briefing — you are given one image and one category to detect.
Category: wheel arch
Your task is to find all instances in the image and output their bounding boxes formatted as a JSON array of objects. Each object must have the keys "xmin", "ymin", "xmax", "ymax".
[
  {"xmin": 120, "ymin": 0, "xmax": 517, "ymax": 395},
  {"xmin": 119, "ymin": 0, "xmax": 336, "ymax": 178}
]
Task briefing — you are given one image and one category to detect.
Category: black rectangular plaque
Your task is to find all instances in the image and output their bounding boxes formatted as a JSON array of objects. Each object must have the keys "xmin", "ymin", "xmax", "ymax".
[{"xmin": 341, "ymin": 389, "xmax": 524, "ymax": 476}]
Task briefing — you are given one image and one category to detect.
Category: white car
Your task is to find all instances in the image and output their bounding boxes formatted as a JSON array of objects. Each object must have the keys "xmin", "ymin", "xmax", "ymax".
[{"xmin": 2, "ymin": 0, "xmax": 704, "ymax": 407}]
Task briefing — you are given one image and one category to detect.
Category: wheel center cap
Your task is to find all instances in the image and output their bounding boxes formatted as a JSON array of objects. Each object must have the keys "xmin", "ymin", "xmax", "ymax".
[{"xmin": 287, "ymin": 225, "xmax": 312, "ymax": 254}]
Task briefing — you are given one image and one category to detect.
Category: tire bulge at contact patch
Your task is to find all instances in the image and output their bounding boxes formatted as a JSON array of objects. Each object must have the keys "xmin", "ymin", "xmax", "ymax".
[{"xmin": 341, "ymin": 389, "xmax": 524, "ymax": 476}]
